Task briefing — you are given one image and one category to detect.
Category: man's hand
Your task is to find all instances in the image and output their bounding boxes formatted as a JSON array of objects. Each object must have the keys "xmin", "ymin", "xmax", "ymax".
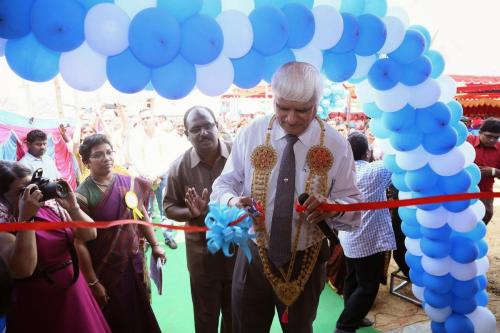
[
  {"xmin": 185, "ymin": 187, "xmax": 209, "ymax": 218},
  {"xmin": 301, "ymin": 193, "xmax": 341, "ymax": 225},
  {"xmin": 228, "ymin": 196, "xmax": 253, "ymax": 209},
  {"xmin": 152, "ymin": 244, "xmax": 166, "ymax": 264}
]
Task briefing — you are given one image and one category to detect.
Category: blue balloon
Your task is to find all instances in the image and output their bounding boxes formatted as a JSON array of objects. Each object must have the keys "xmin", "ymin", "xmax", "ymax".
[
  {"xmin": 383, "ymin": 154, "xmax": 404, "ymax": 173},
  {"xmin": 475, "ymin": 290, "xmax": 488, "ymax": 307},
  {"xmin": 415, "ymin": 102, "xmax": 451, "ymax": 134},
  {"xmin": 399, "ymin": 207, "xmax": 417, "ymax": 223},
  {"xmin": 362, "ymin": 102, "xmax": 383, "ymax": 118},
  {"xmin": 391, "ymin": 172, "xmax": 410, "ymax": 192},
  {"xmin": 250, "ymin": 6, "xmax": 288, "ymax": 56},
  {"xmin": 363, "ymin": 0, "xmax": 387, "ymax": 17},
  {"xmin": 405, "ymin": 252, "xmax": 424, "ymax": 272},
  {"xmin": 445, "ymin": 315, "xmax": 474, "ymax": 333},
  {"xmin": 426, "ymin": 50, "xmax": 445, "ymax": 78},
  {"xmin": 466, "ymin": 164, "xmax": 481, "ymax": 186},
  {"xmin": 263, "ymin": 48, "xmax": 295, "ymax": 83},
  {"xmin": 0, "ymin": 0, "xmax": 34, "ymax": 39},
  {"xmin": 438, "ymin": 170, "xmax": 471, "ymax": 195},
  {"xmin": 422, "ymin": 125, "xmax": 457, "ymax": 155},
  {"xmin": 31, "ymin": 0, "xmax": 85, "ymax": 52},
  {"xmin": 477, "ymin": 239, "xmax": 488, "ymax": 258},
  {"xmin": 443, "ymin": 200, "xmax": 471, "ymax": 213},
  {"xmin": 157, "ymin": 0, "xmax": 202, "ymax": 22},
  {"xmin": 389, "ymin": 30, "xmax": 426, "ymax": 65},
  {"xmin": 448, "ymin": 100, "xmax": 464, "ymax": 123},
  {"xmin": 323, "ymin": 51, "xmax": 357, "ymax": 82},
  {"xmin": 431, "ymin": 321, "xmax": 446, "ymax": 333},
  {"xmin": 451, "ymin": 295, "xmax": 477, "ymax": 315},
  {"xmin": 452, "ymin": 278, "xmax": 480, "ymax": 298},
  {"xmin": 405, "ymin": 165, "xmax": 439, "ymax": 192},
  {"xmin": 340, "ymin": 0, "xmax": 366, "ymax": 16},
  {"xmin": 409, "ymin": 269, "xmax": 424, "ymax": 286},
  {"xmin": 424, "ymin": 288, "xmax": 452, "ymax": 308},
  {"xmin": 450, "ymin": 236, "xmax": 478, "ymax": 263},
  {"xmin": 422, "ymin": 273, "xmax": 453, "ymax": 293},
  {"xmin": 368, "ymin": 58, "xmax": 401, "ymax": 91},
  {"xmin": 390, "ymin": 126, "xmax": 423, "ymax": 152},
  {"xmin": 453, "ymin": 121, "xmax": 468, "ymax": 146},
  {"xmin": 459, "ymin": 221, "xmax": 486, "ymax": 241},
  {"xmin": 181, "ymin": 15, "xmax": 223, "ymax": 65},
  {"xmin": 382, "ymin": 104, "xmax": 416, "ymax": 131},
  {"xmin": 400, "ymin": 56, "xmax": 431, "ymax": 86},
  {"xmin": 282, "ymin": 3, "xmax": 315, "ymax": 49},
  {"xmin": 76, "ymin": 0, "xmax": 113, "ymax": 11},
  {"xmin": 255, "ymin": 0, "xmax": 288, "ymax": 7},
  {"xmin": 129, "ymin": 8, "xmax": 181, "ymax": 68},
  {"xmin": 420, "ymin": 224, "xmax": 452, "ymax": 241},
  {"xmin": 409, "ymin": 25, "xmax": 431, "ymax": 51},
  {"xmin": 414, "ymin": 188, "xmax": 444, "ymax": 211},
  {"xmin": 199, "ymin": 0, "xmax": 221, "ymax": 18},
  {"xmin": 354, "ymin": 14, "xmax": 386, "ymax": 56},
  {"xmin": 5, "ymin": 33, "xmax": 60, "ymax": 82},
  {"xmin": 107, "ymin": 49, "xmax": 151, "ymax": 93},
  {"xmin": 401, "ymin": 220, "xmax": 421, "ymax": 238},
  {"xmin": 232, "ymin": 49, "xmax": 265, "ymax": 89},
  {"xmin": 151, "ymin": 55, "xmax": 195, "ymax": 99},
  {"xmin": 329, "ymin": 13, "xmax": 359, "ymax": 54},
  {"xmin": 477, "ymin": 275, "xmax": 488, "ymax": 290},
  {"xmin": 369, "ymin": 116, "xmax": 391, "ymax": 139},
  {"xmin": 420, "ymin": 237, "xmax": 450, "ymax": 258}
]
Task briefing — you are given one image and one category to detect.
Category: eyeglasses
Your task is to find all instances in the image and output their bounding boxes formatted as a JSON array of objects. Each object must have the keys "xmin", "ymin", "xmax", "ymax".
[
  {"xmin": 187, "ymin": 123, "xmax": 216, "ymax": 134},
  {"xmin": 482, "ymin": 133, "xmax": 499, "ymax": 140},
  {"xmin": 89, "ymin": 150, "xmax": 115, "ymax": 160}
]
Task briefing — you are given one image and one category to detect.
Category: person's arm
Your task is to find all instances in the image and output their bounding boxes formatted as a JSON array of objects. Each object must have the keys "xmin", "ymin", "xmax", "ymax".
[
  {"xmin": 164, "ymin": 169, "xmax": 191, "ymax": 222},
  {"xmin": 479, "ymin": 166, "xmax": 500, "ymax": 179}
]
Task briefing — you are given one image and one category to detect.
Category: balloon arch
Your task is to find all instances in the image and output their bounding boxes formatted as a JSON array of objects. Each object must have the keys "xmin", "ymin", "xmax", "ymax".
[{"xmin": 0, "ymin": 0, "xmax": 496, "ymax": 331}]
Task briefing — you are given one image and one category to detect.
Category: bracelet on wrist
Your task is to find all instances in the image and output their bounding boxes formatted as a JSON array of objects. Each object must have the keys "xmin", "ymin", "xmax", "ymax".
[{"xmin": 88, "ymin": 279, "xmax": 99, "ymax": 287}]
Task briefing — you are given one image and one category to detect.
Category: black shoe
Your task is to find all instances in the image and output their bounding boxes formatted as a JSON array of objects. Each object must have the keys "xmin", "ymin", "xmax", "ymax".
[
  {"xmin": 165, "ymin": 239, "xmax": 178, "ymax": 250},
  {"xmin": 360, "ymin": 317, "xmax": 374, "ymax": 327}
]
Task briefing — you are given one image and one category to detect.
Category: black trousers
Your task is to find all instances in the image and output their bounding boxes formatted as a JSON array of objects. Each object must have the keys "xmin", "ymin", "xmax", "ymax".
[
  {"xmin": 335, "ymin": 252, "xmax": 385, "ymax": 332},
  {"xmin": 232, "ymin": 240, "xmax": 329, "ymax": 333}
]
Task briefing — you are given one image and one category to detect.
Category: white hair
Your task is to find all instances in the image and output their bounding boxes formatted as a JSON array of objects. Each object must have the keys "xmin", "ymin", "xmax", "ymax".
[{"xmin": 271, "ymin": 62, "xmax": 323, "ymax": 104}]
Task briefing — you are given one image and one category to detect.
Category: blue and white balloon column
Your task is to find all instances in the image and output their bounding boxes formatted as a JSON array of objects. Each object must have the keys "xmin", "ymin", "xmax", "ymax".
[{"xmin": 0, "ymin": 0, "xmax": 496, "ymax": 331}]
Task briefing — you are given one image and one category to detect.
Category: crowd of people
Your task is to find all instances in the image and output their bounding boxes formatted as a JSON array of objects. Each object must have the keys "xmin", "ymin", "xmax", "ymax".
[{"xmin": 0, "ymin": 61, "xmax": 498, "ymax": 333}]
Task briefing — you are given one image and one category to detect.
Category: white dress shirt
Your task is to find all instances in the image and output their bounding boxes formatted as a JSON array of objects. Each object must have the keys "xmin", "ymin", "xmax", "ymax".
[
  {"xmin": 210, "ymin": 115, "xmax": 362, "ymax": 250},
  {"xmin": 19, "ymin": 152, "xmax": 61, "ymax": 180}
]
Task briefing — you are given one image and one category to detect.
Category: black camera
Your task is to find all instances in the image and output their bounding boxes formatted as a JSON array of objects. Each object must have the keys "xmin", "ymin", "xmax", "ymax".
[{"xmin": 29, "ymin": 169, "xmax": 68, "ymax": 201}]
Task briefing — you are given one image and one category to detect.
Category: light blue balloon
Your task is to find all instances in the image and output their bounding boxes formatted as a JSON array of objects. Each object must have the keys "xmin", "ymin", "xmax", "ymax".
[
  {"xmin": 362, "ymin": 102, "xmax": 382, "ymax": 119},
  {"xmin": 390, "ymin": 127, "xmax": 423, "ymax": 152},
  {"xmin": 255, "ymin": 0, "xmax": 288, "ymax": 8},
  {"xmin": 426, "ymin": 50, "xmax": 445, "ymax": 78},
  {"xmin": 282, "ymin": 3, "xmax": 315, "ymax": 49},
  {"xmin": 5, "ymin": 33, "xmax": 60, "ymax": 82},
  {"xmin": 129, "ymin": 8, "xmax": 181, "ymax": 68},
  {"xmin": 383, "ymin": 154, "xmax": 404, "ymax": 173},
  {"xmin": 0, "ymin": 0, "xmax": 34, "ymax": 39},
  {"xmin": 157, "ymin": 0, "xmax": 202, "ymax": 22},
  {"xmin": 466, "ymin": 164, "xmax": 481, "ymax": 186},
  {"xmin": 368, "ymin": 116, "xmax": 391, "ymax": 139},
  {"xmin": 409, "ymin": 25, "xmax": 431, "ymax": 51},
  {"xmin": 323, "ymin": 51, "xmax": 357, "ymax": 82},
  {"xmin": 405, "ymin": 165, "xmax": 439, "ymax": 192},
  {"xmin": 452, "ymin": 278, "xmax": 480, "ymax": 298},
  {"xmin": 401, "ymin": 219, "xmax": 421, "ymax": 238},
  {"xmin": 438, "ymin": 170, "xmax": 471, "ymax": 195},
  {"xmin": 400, "ymin": 56, "xmax": 431, "ymax": 86},
  {"xmin": 263, "ymin": 48, "xmax": 295, "ymax": 83},
  {"xmin": 422, "ymin": 273, "xmax": 453, "ymax": 293},
  {"xmin": 144, "ymin": 81, "xmax": 154, "ymax": 91},
  {"xmin": 250, "ymin": 6, "xmax": 288, "ymax": 56},
  {"xmin": 199, "ymin": 0, "xmax": 221, "ymax": 18},
  {"xmin": 293, "ymin": 0, "xmax": 314, "ymax": 9},
  {"xmin": 181, "ymin": 15, "xmax": 223, "ymax": 65},
  {"xmin": 107, "ymin": 49, "xmax": 151, "ymax": 93},
  {"xmin": 424, "ymin": 288, "xmax": 452, "ymax": 308},
  {"xmin": 458, "ymin": 221, "xmax": 486, "ymax": 241},
  {"xmin": 391, "ymin": 172, "xmax": 410, "ymax": 192},
  {"xmin": 354, "ymin": 14, "xmax": 386, "ymax": 56},
  {"xmin": 420, "ymin": 237, "xmax": 451, "ymax": 259},
  {"xmin": 381, "ymin": 104, "xmax": 415, "ymax": 132},
  {"xmin": 368, "ymin": 58, "xmax": 400, "ymax": 91},
  {"xmin": 76, "ymin": 0, "xmax": 113, "ymax": 10},
  {"xmin": 232, "ymin": 49, "xmax": 265, "ymax": 89},
  {"xmin": 329, "ymin": 13, "xmax": 359, "ymax": 54},
  {"xmin": 31, "ymin": 0, "xmax": 86, "ymax": 52},
  {"xmin": 415, "ymin": 102, "xmax": 452, "ymax": 134},
  {"xmin": 453, "ymin": 121, "xmax": 468, "ymax": 146},
  {"xmin": 422, "ymin": 125, "xmax": 457, "ymax": 154},
  {"xmin": 420, "ymin": 224, "xmax": 452, "ymax": 241},
  {"xmin": 451, "ymin": 295, "xmax": 477, "ymax": 315},
  {"xmin": 468, "ymin": 184, "xmax": 480, "ymax": 205},
  {"xmin": 389, "ymin": 30, "xmax": 426, "ymax": 65},
  {"xmin": 340, "ymin": 0, "xmax": 366, "ymax": 16},
  {"xmin": 450, "ymin": 236, "xmax": 478, "ymax": 263},
  {"xmin": 448, "ymin": 100, "xmax": 464, "ymax": 123},
  {"xmin": 399, "ymin": 207, "xmax": 417, "ymax": 224},
  {"xmin": 362, "ymin": 0, "xmax": 387, "ymax": 17},
  {"xmin": 151, "ymin": 55, "xmax": 196, "ymax": 99}
]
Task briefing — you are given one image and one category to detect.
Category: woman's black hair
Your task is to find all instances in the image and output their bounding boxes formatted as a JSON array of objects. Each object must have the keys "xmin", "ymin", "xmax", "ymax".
[
  {"xmin": 0, "ymin": 161, "xmax": 32, "ymax": 195},
  {"xmin": 79, "ymin": 134, "xmax": 113, "ymax": 164}
]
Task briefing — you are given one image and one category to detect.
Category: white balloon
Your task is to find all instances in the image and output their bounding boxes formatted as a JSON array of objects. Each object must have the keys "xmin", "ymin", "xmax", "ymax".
[
  {"xmin": 458, "ymin": 142, "xmax": 476, "ymax": 167},
  {"xmin": 292, "ymin": 45, "xmax": 323, "ymax": 71},
  {"xmin": 375, "ymin": 83, "xmax": 409, "ymax": 112},
  {"xmin": 380, "ymin": 16, "xmax": 405, "ymax": 54},
  {"xmin": 220, "ymin": 0, "xmax": 254, "ymax": 16},
  {"xmin": 465, "ymin": 307, "xmax": 497, "ymax": 333},
  {"xmin": 476, "ymin": 256, "xmax": 489, "ymax": 276},
  {"xmin": 85, "ymin": 4, "xmax": 130, "ymax": 56},
  {"xmin": 356, "ymin": 79, "xmax": 376, "ymax": 103},
  {"xmin": 437, "ymin": 75, "xmax": 457, "ymax": 103},
  {"xmin": 196, "ymin": 55, "xmax": 234, "ymax": 96},
  {"xmin": 377, "ymin": 138, "xmax": 397, "ymax": 155},
  {"xmin": 405, "ymin": 237, "xmax": 423, "ymax": 256},
  {"xmin": 408, "ymin": 79, "xmax": 441, "ymax": 109},
  {"xmin": 310, "ymin": 5, "xmax": 343, "ymax": 50},
  {"xmin": 386, "ymin": 6, "xmax": 410, "ymax": 28},
  {"xmin": 450, "ymin": 260, "xmax": 478, "ymax": 281},
  {"xmin": 424, "ymin": 304, "xmax": 452, "ymax": 323},
  {"xmin": 217, "ymin": 10, "xmax": 253, "ymax": 59},
  {"xmin": 398, "ymin": 191, "xmax": 413, "ymax": 200},
  {"xmin": 428, "ymin": 147, "xmax": 465, "ymax": 176},
  {"xmin": 115, "ymin": 0, "xmax": 156, "ymax": 19},
  {"xmin": 351, "ymin": 54, "xmax": 377, "ymax": 80},
  {"xmin": 416, "ymin": 207, "xmax": 448, "ymax": 229},
  {"xmin": 421, "ymin": 256, "xmax": 451, "ymax": 276},
  {"xmin": 395, "ymin": 146, "xmax": 429, "ymax": 171},
  {"xmin": 470, "ymin": 200, "xmax": 486, "ymax": 221},
  {"xmin": 447, "ymin": 208, "xmax": 477, "ymax": 233},
  {"xmin": 60, "ymin": 42, "xmax": 107, "ymax": 92},
  {"xmin": 412, "ymin": 284, "xmax": 424, "ymax": 301}
]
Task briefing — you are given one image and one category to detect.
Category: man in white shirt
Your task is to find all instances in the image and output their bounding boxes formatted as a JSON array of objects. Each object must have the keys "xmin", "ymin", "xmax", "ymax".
[
  {"xmin": 211, "ymin": 62, "xmax": 361, "ymax": 333},
  {"xmin": 19, "ymin": 129, "xmax": 60, "ymax": 180}
]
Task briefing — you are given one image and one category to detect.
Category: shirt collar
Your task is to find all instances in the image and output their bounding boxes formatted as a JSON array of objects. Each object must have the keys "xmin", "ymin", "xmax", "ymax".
[
  {"xmin": 190, "ymin": 139, "xmax": 229, "ymax": 168},
  {"xmin": 272, "ymin": 117, "xmax": 317, "ymax": 145},
  {"xmin": 26, "ymin": 152, "xmax": 43, "ymax": 161},
  {"xmin": 472, "ymin": 134, "xmax": 500, "ymax": 150}
]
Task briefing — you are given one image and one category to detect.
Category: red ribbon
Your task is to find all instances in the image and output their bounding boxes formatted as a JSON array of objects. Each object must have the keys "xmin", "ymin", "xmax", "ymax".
[{"xmin": 1, "ymin": 192, "xmax": 498, "ymax": 233}]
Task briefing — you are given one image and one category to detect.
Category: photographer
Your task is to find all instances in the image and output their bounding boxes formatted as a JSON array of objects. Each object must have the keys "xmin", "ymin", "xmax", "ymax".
[{"xmin": 0, "ymin": 161, "xmax": 111, "ymax": 333}]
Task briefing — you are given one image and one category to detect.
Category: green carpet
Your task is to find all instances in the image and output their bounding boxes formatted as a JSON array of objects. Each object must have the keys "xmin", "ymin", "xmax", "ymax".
[{"xmin": 149, "ymin": 241, "xmax": 379, "ymax": 333}]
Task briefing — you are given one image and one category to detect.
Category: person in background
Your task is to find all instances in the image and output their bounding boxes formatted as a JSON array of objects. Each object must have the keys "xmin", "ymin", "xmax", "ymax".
[
  {"xmin": 466, "ymin": 117, "xmax": 500, "ymax": 224},
  {"xmin": 0, "ymin": 161, "xmax": 110, "ymax": 333},
  {"xmin": 19, "ymin": 129, "xmax": 60, "ymax": 180}
]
